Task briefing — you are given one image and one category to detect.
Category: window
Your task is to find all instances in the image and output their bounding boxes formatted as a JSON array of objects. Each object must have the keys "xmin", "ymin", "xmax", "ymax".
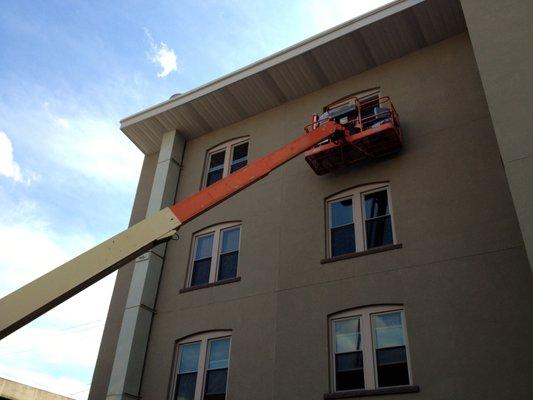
[
  {"xmin": 172, "ymin": 331, "xmax": 231, "ymax": 400},
  {"xmin": 203, "ymin": 138, "xmax": 249, "ymax": 187},
  {"xmin": 189, "ymin": 223, "xmax": 241, "ymax": 288},
  {"xmin": 330, "ymin": 306, "xmax": 412, "ymax": 393},
  {"xmin": 327, "ymin": 183, "xmax": 395, "ymax": 258}
]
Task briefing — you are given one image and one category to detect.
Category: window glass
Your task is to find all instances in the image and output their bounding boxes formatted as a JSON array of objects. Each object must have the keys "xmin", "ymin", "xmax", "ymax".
[
  {"xmin": 364, "ymin": 190, "xmax": 393, "ymax": 249},
  {"xmin": 230, "ymin": 142, "xmax": 248, "ymax": 173},
  {"xmin": 334, "ymin": 318, "xmax": 361, "ymax": 353},
  {"xmin": 206, "ymin": 150, "xmax": 225, "ymax": 186},
  {"xmin": 372, "ymin": 311, "xmax": 409, "ymax": 388},
  {"xmin": 334, "ymin": 317, "xmax": 364, "ymax": 391},
  {"xmin": 364, "ymin": 190, "xmax": 389, "ymax": 218},
  {"xmin": 330, "ymin": 199, "xmax": 353, "ymax": 227},
  {"xmin": 218, "ymin": 227, "xmax": 240, "ymax": 281},
  {"xmin": 192, "ymin": 234, "xmax": 214, "ymax": 286},
  {"xmin": 195, "ymin": 234, "xmax": 214, "ymax": 260},
  {"xmin": 176, "ymin": 342, "xmax": 200, "ymax": 400},
  {"xmin": 220, "ymin": 227, "xmax": 240, "ymax": 253},
  {"xmin": 330, "ymin": 199, "xmax": 356, "ymax": 257},
  {"xmin": 204, "ymin": 337, "xmax": 230, "ymax": 399}
]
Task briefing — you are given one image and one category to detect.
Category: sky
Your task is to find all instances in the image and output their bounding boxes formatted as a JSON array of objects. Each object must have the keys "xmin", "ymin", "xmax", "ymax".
[{"xmin": 0, "ymin": 1, "xmax": 393, "ymax": 398}]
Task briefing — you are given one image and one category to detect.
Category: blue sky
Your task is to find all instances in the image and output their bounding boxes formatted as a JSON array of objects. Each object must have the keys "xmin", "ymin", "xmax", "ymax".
[{"xmin": 0, "ymin": 1, "xmax": 392, "ymax": 398}]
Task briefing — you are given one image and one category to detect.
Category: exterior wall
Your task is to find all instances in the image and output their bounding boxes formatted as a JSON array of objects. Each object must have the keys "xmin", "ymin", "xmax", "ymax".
[
  {"xmin": 96, "ymin": 32, "xmax": 533, "ymax": 399},
  {"xmin": 460, "ymin": 0, "xmax": 533, "ymax": 270},
  {"xmin": 0, "ymin": 377, "xmax": 72, "ymax": 400},
  {"xmin": 89, "ymin": 153, "xmax": 159, "ymax": 399}
]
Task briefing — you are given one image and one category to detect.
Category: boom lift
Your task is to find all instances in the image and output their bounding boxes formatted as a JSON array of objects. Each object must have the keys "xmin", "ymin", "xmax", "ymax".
[{"xmin": 0, "ymin": 95, "xmax": 401, "ymax": 340}]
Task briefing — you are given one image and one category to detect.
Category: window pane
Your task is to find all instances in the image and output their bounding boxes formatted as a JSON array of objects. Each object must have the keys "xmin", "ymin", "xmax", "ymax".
[
  {"xmin": 218, "ymin": 252, "xmax": 238, "ymax": 281},
  {"xmin": 364, "ymin": 190, "xmax": 389, "ymax": 218},
  {"xmin": 230, "ymin": 142, "xmax": 248, "ymax": 173},
  {"xmin": 206, "ymin": 151, "xmax": 225, "ymax": 186},
  {"xmin": 376, "ymin": 347, "xmax": 409, "ymax": 387},
  {"xmin": 208, "ymin": 338, "xmax": 230, "ymax": 370},
  {"xmin": 191, "ymin": 258, "xmax": 211, "ymax": 286},
  {"xmin": 206, "ymin": 170, "xmax": 224, "ymax": 187},
  {"xmin": 209, "ymin": 151, "xmax": 225, "ymax": 169},
  {"xmin": 373, "ymin": 312, "xmax": 405, "ymax": 349},
  {"xmin": 365, "ymin": 216, "xmax": 393, "ymax": 249},
  {"xmin": 195, "ymin": 234, "xmax": 214, "ymax": 260},
  {"xmin": 331, "ymin": 224, "xmax": 356, "ymax": 256},
  {"xmin": 334, "ymin": 318, "xmax": 361, "ymax": 353},
  {"xmin": 335, "ymin": 352, "xmax": 364, "ymax": 390},
  {"xmin": 330, "ymin": 199, "xmax": 353, "ymax": 228},
  {"xmin": 175, "ymin": 372, "xmax": 197, "ymax": 400},
  {"xmin": 220, "ymin": 227, "xmax": 240, "ymax": 253},
  {"xmin": 204, "ymin": 369, "xmax": 227, "ymax": 398},
  {"xmin": 179, "ymin": 342, "xmax": 200, "ymax": 373}
]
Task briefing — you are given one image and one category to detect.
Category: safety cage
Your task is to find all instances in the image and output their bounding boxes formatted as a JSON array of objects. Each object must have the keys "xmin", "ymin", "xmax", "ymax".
[{"xmin": 304, "ymin": 93, "xmax": 402, "ymax": 175}]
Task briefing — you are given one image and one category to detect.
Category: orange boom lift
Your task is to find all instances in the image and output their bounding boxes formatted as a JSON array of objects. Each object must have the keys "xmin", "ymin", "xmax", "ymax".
[{"xmin": 0, "ymin": 95, "xmax": 401, "ymax": 339}]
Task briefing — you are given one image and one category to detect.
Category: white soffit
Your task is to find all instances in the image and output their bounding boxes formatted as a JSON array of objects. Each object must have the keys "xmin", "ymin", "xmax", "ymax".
[{"xmin": 121, "ymin": 0, "xmax": 465, "ymax": 154}]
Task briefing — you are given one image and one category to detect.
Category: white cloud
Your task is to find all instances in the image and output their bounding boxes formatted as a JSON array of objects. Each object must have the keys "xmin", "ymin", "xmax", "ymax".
[
  {"xmin": 52, "ymin": 117, "xmax": 143, "ymax": 184},
  {"xmin": 0, "ymin": 198, "xmax": 116, "ymax": 400},
  {"xmin": 0, "ymin": 131, "xmax": 25, "ymax": 183},
  {"xmin": 144, "ymin": 28, "xmax": 179, "ymax": 78}
]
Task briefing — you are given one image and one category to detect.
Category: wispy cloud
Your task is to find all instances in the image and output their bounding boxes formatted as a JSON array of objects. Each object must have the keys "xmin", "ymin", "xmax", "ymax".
[
  {"xmin": 0, "ymin": 131, "xmax": 38, "ymax": 185},
  {"xmin": 144, "ymin": 28, "xmax": 179, "ymax": 78}
]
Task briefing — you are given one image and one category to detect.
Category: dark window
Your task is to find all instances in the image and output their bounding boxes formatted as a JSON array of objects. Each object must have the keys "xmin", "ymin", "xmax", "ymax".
[
  {"xmin": 334, "ymin": 318, "xmax": 364, "ymax": 391},
  {"xmin": 330, "ymin": 199, "xmax": 356, "ymax": 256},
  {"xmin": 204, "ymin": 337, "xmax": 230, "ymax": 399},
  {"xmin": 364, "ymin": 190, "xmax": 393, "ymax": 249},
  {"xmin": 372, "ymin": 312, "xmax": 409, "ymax": 387},
  {"xmin": 230, "ymin": 142, "xmax": 248, "ymax": 173},
  {"xmin": 175, "ymin": 342, "xmax": 200, "ymax": 400},
  {"xmin": 217, "ymin": 227, "xmax": 240, "ymax": 281},
  {"xmin": 206, "ymin": 150, "xmax": 225, "ymax": 187},
  {"xmin": 191, "ymin": 234, "xmax": 213, "ymax": 286}
]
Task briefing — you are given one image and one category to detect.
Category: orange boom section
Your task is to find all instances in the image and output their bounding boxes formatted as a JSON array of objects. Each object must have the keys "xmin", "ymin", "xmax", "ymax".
[
  {"xmin": 171, "ymin": 120, "xmax": 347, "ymax": 223},
  {"xmin": 304, "ymin": 94, "xmax": 402, "ymax": 175}
]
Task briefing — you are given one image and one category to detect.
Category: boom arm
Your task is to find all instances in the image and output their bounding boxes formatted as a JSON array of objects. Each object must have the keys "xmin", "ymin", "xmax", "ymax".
[{"xmin": 0, "ymin": 121, "xmax": 346, "ymax": 339}]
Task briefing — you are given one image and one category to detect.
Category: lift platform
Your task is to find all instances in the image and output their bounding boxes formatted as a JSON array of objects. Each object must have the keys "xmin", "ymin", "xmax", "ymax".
[{"xmin": 304, "ymin": 94, "xmax": 402, "ymax": 175}]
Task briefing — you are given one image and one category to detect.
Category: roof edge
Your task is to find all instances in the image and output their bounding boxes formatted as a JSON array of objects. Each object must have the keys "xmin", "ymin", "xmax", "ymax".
[{"xmin": 120, "ymin": 0, "xmax": 423, "ymax": 129}]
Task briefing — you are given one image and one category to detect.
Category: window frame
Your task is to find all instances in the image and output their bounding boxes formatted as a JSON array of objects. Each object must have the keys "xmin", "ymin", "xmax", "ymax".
[
  {"xmin": 326, "ymin": 183, "xmax": 396, "ymax": 258},
  {"xmin": 187, "ymin": 222, "xmax": 242, "ymax": 288},
  {"xmin": 329, "ymin": 305, "xmax": 413, "ymax": 393},
  {"xmin": 170, "ymin": 331, "xmax": 232, "ymax": 400},
  {"xmin": 202, "ymin": 137, "xmax": 249, "ymax": 188}
]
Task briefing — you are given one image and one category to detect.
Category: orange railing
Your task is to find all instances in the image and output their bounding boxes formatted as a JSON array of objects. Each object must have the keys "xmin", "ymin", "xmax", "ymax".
[{"xmin": 305, "ymin": 94, "xmax": 400, "ymax": 145}]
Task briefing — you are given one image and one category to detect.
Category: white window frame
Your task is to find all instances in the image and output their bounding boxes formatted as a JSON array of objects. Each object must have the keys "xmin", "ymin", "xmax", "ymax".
[
  {"xmin": 187, "ymin": 222, "xmax": 242, "ymax": 287},
  {"xmin": 170, "ymin": 331, "xmax": 232, "ymax": 400},
  {"xmin": 202, "ymin": 137, "xmax": 249, "ymax": 188},
  {"xmin": 326, "ymin": 183, "xmax": 396, "ymax": 257},
  {"xmin": 329, "ymin": 305, "xmax": 413, "ymax": 393}
]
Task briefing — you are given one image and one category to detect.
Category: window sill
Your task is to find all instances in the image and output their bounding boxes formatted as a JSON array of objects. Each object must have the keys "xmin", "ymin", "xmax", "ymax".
[
  {"xmin": 324, "ymin": 385, "xmax": 419, "ymax": 399},
  {"xmin": 179, "ymin": 277, "xmax": 241, "ymax": 293},
  {"xmin": 321, "ymin": 244, "xmax": 402, "ymax": 264}
]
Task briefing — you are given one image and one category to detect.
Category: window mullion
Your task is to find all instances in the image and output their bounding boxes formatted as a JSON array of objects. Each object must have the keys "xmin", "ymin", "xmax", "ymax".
[
  {"xmin": 353, "ymin": 194, "xmax": 365, "ymax": 251},
  {"xmin": 210, "ymin": 230, "xmax": 221, "ymax": 283},
  {"xmin": 361, "ymin": 312, "xmax": 375, "ymax": 389},
  {"xmin": 223, "ymin": 145, "xmax": 232, "ymax": 177}
]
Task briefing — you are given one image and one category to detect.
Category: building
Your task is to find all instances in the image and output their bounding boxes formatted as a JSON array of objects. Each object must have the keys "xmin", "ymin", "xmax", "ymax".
[
  {"xmin": 0, "ymin": 377, "xmax": 73, "ymax": 400},
  {"xmin": 90, "ymin": 0, "xmax": 533, "ymax": 399}
]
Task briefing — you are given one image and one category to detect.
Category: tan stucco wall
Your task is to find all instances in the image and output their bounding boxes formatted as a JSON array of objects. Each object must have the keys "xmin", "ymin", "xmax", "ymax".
[
  {"xmin": 460, "ymin": 0, "xmax": 533, "ymax": 270},
  {"xmin": 92, "ymin": 32, "xmax": 533, "ymax": 399},
  {"xmin": 0, "ymin": 378, "xmax": 72, "ymax": 400}
]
